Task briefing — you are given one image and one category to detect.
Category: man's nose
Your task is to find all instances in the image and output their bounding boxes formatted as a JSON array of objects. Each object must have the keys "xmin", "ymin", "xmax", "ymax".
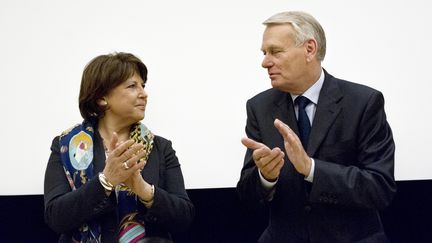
[{"xmin": 262, "ymin": 55, "xmax": 273, "ymax": 68}]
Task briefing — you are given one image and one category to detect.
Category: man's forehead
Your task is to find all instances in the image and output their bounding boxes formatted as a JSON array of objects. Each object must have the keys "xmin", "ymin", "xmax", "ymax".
[{"xmin": 261, "ymin": 33, "xmax": 295, "ymax": 50}]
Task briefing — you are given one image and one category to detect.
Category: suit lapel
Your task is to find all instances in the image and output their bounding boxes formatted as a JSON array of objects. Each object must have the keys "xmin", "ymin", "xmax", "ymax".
[
  {"xmin": 308, "ymin": 74, "xmax": 343, "ymax": 156},
  {"xmin": 271, "ymin": 90, "xmax": 299, "ymax": 136},
  {"xmin": 141, "ymin": 147, "xmax": 159, "ymax": 185},
  {"xmin": 270, "ymin": 90, "xmax": 300, "ymax": 180},
  {"xmin": 93, "ymin": 131, "xmax": 107, "ymax": 174}
]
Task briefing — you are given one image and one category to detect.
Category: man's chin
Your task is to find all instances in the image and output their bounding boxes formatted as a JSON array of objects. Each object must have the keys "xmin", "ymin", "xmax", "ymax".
[
  {"xmin": 271, "ymin": 79, "xmax": 283, "ymax": 89},
  {"xmin": 271, "ymin": 80, "xmax": 293, "ymax": 93}
]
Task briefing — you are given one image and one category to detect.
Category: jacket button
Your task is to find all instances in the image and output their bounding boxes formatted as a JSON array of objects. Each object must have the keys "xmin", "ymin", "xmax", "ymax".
[{"xmin": 304, "ymin": 205, "xmax": 312, "ymax": 212}]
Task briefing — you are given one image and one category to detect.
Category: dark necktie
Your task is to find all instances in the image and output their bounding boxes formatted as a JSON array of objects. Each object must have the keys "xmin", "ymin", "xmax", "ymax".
[{"xmin": 295, "ymin": 96, "xmax": 311, "ymax": 149}]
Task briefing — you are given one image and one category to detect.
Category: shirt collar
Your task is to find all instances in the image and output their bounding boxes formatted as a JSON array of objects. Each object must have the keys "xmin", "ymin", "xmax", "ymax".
[{"xmin": 291, "ymin": 69, "xmax": 324, "ymax": 105}]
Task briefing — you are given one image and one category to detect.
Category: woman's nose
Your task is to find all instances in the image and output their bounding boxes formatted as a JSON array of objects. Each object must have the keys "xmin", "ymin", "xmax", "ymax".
[{"xmin": 139, "ymin": 86, "xmax": 147, "ymax": 98}]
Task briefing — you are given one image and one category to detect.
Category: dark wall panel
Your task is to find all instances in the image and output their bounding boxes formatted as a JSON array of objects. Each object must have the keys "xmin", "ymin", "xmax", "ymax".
[{"xmin": 0, "ymin": 180, "xmax": 431, "ymax": 243}]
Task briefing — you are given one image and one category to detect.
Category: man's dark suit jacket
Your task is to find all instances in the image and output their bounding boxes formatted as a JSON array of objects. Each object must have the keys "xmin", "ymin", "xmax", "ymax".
[
  {"xmin": 237, "ymin": 70, "xmax": 396, "ymax": 243},
  {"xmin": 44, "ymin": 130, "xmax": 194, "ymax": 242}
]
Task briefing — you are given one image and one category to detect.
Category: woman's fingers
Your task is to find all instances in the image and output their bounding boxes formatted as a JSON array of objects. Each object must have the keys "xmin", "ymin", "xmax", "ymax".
[
  {"xmin": 123, "ymin": 147, "xmax": 147, "ymax": 170},
  {"xmin": 109, "ymin": 139, "xmax": 133, "ymax": 157},
  {"xmin": 107, "ymin": 132, "xmax": 119, "ymax": 152}
]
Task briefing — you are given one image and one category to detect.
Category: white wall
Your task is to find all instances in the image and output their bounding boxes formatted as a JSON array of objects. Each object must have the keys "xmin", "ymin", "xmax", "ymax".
[{"xmin": 1, "ymin": 0, "xmax": 431, "ymax": 195}]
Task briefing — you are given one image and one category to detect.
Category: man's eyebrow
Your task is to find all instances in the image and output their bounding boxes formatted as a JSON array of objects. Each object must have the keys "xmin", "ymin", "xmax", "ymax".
[{"xmin": 261, "ymin": 45, "xmax": 281, "ymax": 52}]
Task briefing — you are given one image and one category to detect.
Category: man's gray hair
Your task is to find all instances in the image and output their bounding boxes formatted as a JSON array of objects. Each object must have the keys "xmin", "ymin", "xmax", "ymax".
[{"xmin": 263, "ymin": 11, "xmax": 326, "ymax": 61}]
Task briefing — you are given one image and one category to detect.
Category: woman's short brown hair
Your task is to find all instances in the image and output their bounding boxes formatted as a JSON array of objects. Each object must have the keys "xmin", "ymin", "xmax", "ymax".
[{"xmin": 78, "ymin": 52, "xmax": 148, "ymax": 121}]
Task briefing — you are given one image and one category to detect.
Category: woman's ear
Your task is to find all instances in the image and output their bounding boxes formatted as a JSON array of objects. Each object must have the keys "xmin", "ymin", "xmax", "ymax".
[{"xmin": 97, "ymin": 98, "xmax": 108, "ymax": 106}]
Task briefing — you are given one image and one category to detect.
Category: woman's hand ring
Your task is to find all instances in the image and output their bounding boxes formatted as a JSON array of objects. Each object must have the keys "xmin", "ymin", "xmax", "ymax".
[{"xmin": 123, "ymin": 162, "xmax": 130, "ymax": 170}]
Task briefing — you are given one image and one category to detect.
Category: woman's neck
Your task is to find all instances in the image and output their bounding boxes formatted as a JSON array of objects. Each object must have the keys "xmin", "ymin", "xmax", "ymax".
[{"xmin": 98, "ymin": 117, "xmax": 131, "ymax": 144}]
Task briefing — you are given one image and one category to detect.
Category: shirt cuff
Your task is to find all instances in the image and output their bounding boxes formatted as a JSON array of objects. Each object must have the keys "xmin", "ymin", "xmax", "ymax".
[
  {"xmin": 259, "ymin": 169, "xmax": 277, "ymax": 189},
  {"xmin": 305, "ymin": 158, "xmax": 315, "ymax": 182}
]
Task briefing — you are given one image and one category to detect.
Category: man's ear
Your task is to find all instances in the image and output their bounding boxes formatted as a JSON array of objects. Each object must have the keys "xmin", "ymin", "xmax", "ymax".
[{"xmin": 305, "ymin": 38, "xmax": 318, "ymax": 62}]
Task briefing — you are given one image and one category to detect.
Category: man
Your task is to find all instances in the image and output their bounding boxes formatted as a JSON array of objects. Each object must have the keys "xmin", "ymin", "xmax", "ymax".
[{"xmin": 236, "ymin": 11, "xmax": 396, "ymax": 243}]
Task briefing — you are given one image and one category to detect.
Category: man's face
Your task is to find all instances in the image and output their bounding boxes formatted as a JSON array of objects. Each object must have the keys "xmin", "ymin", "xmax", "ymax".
[{"xmin": 261, "ymin": 24, "xmax": 309, "ymax": 94}]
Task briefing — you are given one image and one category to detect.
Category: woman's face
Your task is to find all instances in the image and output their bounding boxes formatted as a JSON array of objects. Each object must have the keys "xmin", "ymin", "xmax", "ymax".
[{"xmin": 103, "ymin": 72, "xmax": 147, "ymax": 125}]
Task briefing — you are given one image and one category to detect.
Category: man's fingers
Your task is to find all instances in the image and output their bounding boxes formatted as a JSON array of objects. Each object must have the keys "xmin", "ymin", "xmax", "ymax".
[
  {"xmin": 256, "ymin": 147, "xmax": 282, "ymax": 167},
  {"xmin": 260, "ymin": 154, "xmax": 285, "ymax": 180},
  {"xmin": 274, "ymin": 119, "xmax": 291, "ymax": 140},
  {"xmin": 241, "ymin": 137, "xmax": 265, "ymax": 150},
  {"xmin": 274, "ymin": 118, "xmax": 298, "ymax": 142}
]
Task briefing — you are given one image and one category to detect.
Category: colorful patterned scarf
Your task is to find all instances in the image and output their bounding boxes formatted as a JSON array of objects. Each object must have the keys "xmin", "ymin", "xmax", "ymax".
[{"xmin": 59, "ymin": 120, "xmax": 154, "ymax": 243}]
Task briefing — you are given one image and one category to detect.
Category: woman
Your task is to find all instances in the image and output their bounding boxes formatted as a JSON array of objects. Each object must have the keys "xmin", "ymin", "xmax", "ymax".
[{"xmin": 44, "ymin": 52, "xmax": 194, "ymax": 242}]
